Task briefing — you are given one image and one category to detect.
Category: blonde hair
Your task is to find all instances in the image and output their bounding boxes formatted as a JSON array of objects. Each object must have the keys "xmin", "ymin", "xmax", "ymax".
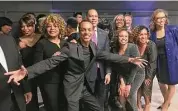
[
  {"xmin": 149, "ymin": 9, "xmax": 169, "ymax": 32},
  {"xmin": 43, "ymin": 14, "xmax": 66, "ymax": 38}
]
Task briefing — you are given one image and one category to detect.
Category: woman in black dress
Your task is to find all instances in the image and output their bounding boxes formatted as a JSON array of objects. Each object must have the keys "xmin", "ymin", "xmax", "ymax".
[
  {"xmin": 33, "ymin": 14, "xmax": 66, "ymax": 111},
  {"xmin": 17, "ymin": 14, "xmax": 41, "ymax": 111}
]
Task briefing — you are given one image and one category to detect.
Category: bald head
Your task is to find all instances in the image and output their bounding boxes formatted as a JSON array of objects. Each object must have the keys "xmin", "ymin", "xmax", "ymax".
[{"xmin": 86, "ymin": 9, "xmax": 99, "ymax": 28}]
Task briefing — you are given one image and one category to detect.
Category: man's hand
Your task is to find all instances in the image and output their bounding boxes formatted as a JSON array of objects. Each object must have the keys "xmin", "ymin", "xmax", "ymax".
[
  {"xmin": 128, "ymin": 57, "xmax": 148, "ymax": 68},
  {"xmin": 104, "ymin": 74, "xmax": 111, "ymax": 85},
  {"xmin": 4, "ymin": 66, "xmax": 28, "ymax": 85},
  {"xmin": 24, "ymin": 92, "xmax": 32, "ymax": 104}
]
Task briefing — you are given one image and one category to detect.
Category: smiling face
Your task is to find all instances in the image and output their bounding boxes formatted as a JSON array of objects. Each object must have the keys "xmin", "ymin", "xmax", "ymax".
[
  {"xmin": 46, "ymin": 22, "xmax": 60, "ymax": 38},
  {"xmin": 79, "ymin": 21, "xmax": 93, "ymax": 44},
  {"xmin": 21, "ymin": 23, "xmax": 35, "ymax": 36},
  {"xmin": 115, "ymin": 15, "xmax": 125, "ymax": 28},
  {"xmin": 154, "ymin": 12, "xmax": 167, "ymax": 27},
  {"xmin": 125, "ymin": 15, "xmax": 132, "ymax": 28},
  {"xmin": 118, "ymin": 30, "xmax": 129, "ymax": 45},
  {"xmin": 87, "ymin": 9, "xmax": 99, "ymax": 28},
  {"xmin": 138, "ymin": 28, "xmax": 149, "ymax": 44}
]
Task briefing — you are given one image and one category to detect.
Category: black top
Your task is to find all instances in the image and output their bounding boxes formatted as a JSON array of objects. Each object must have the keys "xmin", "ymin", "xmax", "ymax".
[
  {"xmin": 33, "ymin": 38, "xmax": 66, "ymax": 83},
  {"xmin": 82, "ymin": 46, "xmax": 91, "ymax": 69},
  {"xmin": 156, "ymin": 37, "xmax": 166, "ymax": 55}
]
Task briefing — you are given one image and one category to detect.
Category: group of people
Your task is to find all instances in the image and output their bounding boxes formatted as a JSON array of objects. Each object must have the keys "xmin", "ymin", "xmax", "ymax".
[{"xmin": 0, "ymin": 8, "xmax": 178, "ymax": 111}]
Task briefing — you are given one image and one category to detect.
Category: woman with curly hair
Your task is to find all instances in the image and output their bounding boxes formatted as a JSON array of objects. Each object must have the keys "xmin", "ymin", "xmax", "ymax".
[
  {"xmin": 149, "ymin": 9, "xmax": 178, "ymax": 111},
  {"xmin": 33, "ymin": 14, "xmax": 67, "ymax": 111},
  {"xmin": 131, "ymin": 25, "xmax": 157, "ymax": 111}
]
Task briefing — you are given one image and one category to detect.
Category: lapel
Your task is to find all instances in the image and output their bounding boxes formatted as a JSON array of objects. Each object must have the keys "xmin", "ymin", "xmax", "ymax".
[
  {"xmin": 77, "ymin": 40, "xmax": 84, "ymax": 61},
  {"xmin": 89, "ymin": 42, "xmax": 96, "ymax": 56},
  {"xmin": 97, "ymin": 28, "xmax": 101, "ymax": 45}
]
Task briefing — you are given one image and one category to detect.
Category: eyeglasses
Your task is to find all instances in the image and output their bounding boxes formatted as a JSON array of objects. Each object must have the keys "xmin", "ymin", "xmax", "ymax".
[{"xmin": 156, "ymin": 16, "xmax": 167, "ymax": 20}]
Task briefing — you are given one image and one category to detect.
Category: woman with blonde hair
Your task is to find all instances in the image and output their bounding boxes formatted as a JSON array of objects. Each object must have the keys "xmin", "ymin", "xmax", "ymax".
[
  {"xmin": 33, "ymin": 13, "xmax": 66, "ymax": 111},
  {"xmin": 131, "ymin": 25, "xmax": 157, "ymax": 111},
  {"xmin": 150, "ymin": 9, "xmax": 178, "ymax": 111}
]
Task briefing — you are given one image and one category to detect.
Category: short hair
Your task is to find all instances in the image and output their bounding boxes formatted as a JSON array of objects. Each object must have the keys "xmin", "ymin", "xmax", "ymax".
[
  {"xmin": 0, "ymin": 17, "xmax": 13, "ymax": 28},
  {"xmin": 36, "ymin": 14, "xmax": 46, "ymax": 21},
  {"xmin": 19, "ymin": 16, "xmax": 36, "ymax": 27},
  {"xmin": 67, "ymin": 17, "xmax": 78, "ymax": 29},
  {"xmin": 78, "ymin": 19, "xmax": 93, "ymax": 31},
  {"xmin": 73, "ymin": 12, "xmax": 82, "ymax": 17}
]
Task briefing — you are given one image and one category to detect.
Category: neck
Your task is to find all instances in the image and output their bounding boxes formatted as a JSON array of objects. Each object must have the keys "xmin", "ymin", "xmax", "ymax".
[
  {"xmin": 80, "ymin": 39, "xmax": 90, "ymax": 47},
  {"xmin": 48, "ymin": 36, "xmax": 60, "ymax": 42},
  {"xmin": 119, "ymin": 43, "xmax": 128, "ymax": 50},
  {"xmin": 156, "ymin": 25, "xmax": 164, "ymax": 31},
  {"xmin": 94, "ymin": 27, "xmax": 97, "ymax": 31},
  {"xmin": 24, "ymin": 33, "xmax": 35, "ymax": 38},
  {"xmin": 138, "ymin": 42, "xmax": 147, "ymax": 47}
]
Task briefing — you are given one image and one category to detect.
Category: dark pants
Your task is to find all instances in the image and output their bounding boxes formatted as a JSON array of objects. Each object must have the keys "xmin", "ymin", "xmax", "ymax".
[
  {"xmin": 39, "ymin": 82, "xmax": 66, "ymax": 111},
  {"xmin": 26, "ymin": 79, "xmax": 39, "ymax": 111},
  {"xmin": 67, "ymin": 85, "xmax": 101, "ymax": 111},
  {"xmin": 95, "ymin": 69, "xmax": 108, "ymax": 111}
]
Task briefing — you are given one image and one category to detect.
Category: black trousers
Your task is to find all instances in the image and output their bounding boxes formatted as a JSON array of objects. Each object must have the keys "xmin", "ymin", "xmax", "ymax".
[
  {"xmin": 67, "ymin": 85, "xmax": 101, "ymax": 111},
  {"xmin": 39, "ymin": 82, "xmax": 67, "ymax": 111},
  {"xmin": 26, "ymin": 79, "xmax": 39, "ymax": 111},
  {"xmin": 95, "ymin": 69, "xmax": 108, "ymax": 111}
]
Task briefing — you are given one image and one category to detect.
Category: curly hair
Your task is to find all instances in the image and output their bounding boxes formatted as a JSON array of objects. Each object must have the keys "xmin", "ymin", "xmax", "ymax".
[
  {"xmin": 149, "ymin": 9, "xmax": 169, "ymax": 32},
  {"xmin": 130, "ymin": 25, "xmax": 150, "ymax": 44},
  {"xmin": 43, "ymin": 14, "xmax": 66, "ymax": 38}
]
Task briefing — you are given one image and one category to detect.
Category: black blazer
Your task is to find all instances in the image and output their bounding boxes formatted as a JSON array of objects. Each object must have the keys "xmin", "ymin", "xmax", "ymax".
[
  {"xmin": 0, "ymin": 35, "xmax": 30, "ymax": 111},
  {"xmin": 26, "ymin": 41, "xmax": 129, "ymax": 94}
]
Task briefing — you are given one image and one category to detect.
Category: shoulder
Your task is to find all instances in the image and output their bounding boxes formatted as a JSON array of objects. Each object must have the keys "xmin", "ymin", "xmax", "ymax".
[{"xmin": 97, "ymin": 28, "xmax": 108, "ymax": 36}]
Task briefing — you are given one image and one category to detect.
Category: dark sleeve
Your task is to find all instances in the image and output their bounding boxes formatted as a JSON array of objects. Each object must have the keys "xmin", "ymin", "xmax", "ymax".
[
  {"xmin": 27, "ymin": 44, "xmax": 69, "ymax": 79},
  {"xmin": 104, "ymin": 34, "xmax": 112, "ymax": 74},
  {"xmin": 146, "ymin": 41, "xmax": 157, "ymax": 79},
  {"xmin": 96, "ymin": 50, "xmax": 129, "ymax": 63},
  {"xmin": 33, "ymin": 41, "xmax": 44, "ymax": 63},
  {"xmin": 127, "ymin": 45, "xmax": 140, "ymax": 84}
]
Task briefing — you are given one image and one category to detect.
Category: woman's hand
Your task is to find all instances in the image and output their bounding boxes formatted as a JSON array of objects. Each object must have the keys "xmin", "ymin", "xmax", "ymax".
[
  {"xmin": 124, "ymin": 85, "xmax": 131, "ymax": 97},
  {"xmin": 119, "ymin": 83, "xmax": 126, "ymax": 97}
]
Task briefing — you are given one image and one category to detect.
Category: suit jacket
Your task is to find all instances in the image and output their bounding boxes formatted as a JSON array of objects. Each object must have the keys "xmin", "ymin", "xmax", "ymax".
[
  {"xmin": 27, "ymin": 41, "xmax": 129, "ymax": 96},
  {"xmin": 97, "ymin": 28, "xmax": 111, "ymax": 79},
  {"xmin": 150, "ymin": 25, "xmax": 178, "ymax": 84},
  {"xmin": 0, "ymin": 35, "xmax": 30, "ymax": 111}
]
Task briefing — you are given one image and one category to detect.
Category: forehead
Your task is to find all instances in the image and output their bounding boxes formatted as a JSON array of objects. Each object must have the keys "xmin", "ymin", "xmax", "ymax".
[
  {"xmin": 125, "ymin": 16, "xmax": 132, "ymax": 19},
  {"xmin": 119, "ymin": 30, "xmax": 128, "ymax": 35},
  {"xmin": 80, "ymin": 22, "xmax": 93, "ymax": 29},
  {"xmin": 88, "ymin": 10, "xmax": 98, "ymax": 16},
  {"xmin": 116, "ymin": 15, "xmax": 124, "ymax": 19},
  {"xmin": 140, "ymin": 28, "xmax": 148, "ymax": 33},
  {"xmin": 155, "ymin": 12, "xmax": 166, "ymax": 17}
]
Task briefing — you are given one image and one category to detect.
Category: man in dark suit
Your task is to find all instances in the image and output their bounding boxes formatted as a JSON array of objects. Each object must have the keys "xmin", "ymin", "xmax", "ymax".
[
  {"xmin": 5, "ymin": 20, "xmax": 146, "ymax": 111},
  {"xmin": 86, "ymin": 9, "xmax": 111, "ymax": 111},
  {"xmin": 0, "ymin": 34, "xmax": 31, "ymax": 111}
]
